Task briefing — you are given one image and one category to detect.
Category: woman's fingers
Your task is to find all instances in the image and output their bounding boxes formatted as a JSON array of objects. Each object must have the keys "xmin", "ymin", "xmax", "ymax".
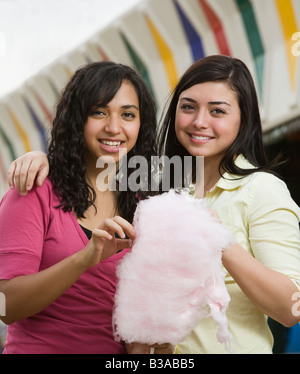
[
  {"xmin": 115, "ymin": 238, "xmax": 133, "ymax": 251},
  {"xmin": 92, "ymin": 227, "xmax": 133, "ymax": 251},
  {"xmin": 7, "ymin": 151, "xmax": 49, "ymax": 194},
  {"xmin": 92, "ymin": 228, "xmax": 113, "ymax": 241},
  {"xmin": 14, "ymin": 160, "xmax": 31, "ymax": 195},
  {"xmin": 24, "ymin": 157, "xmax": 49, "ymax": 190},
  {"xmin": 101, "ymin": 216, "xmax": 135, "ymax": 241},
  {"xmin": 7, "ymin": 160, "xmax": 17, "ymax": 190}
]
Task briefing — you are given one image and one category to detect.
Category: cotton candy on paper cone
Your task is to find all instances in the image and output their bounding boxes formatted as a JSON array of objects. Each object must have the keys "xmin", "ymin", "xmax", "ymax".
[{"xmin": 113, "ymin": 190, "xmax": 234, "ymax": 348}]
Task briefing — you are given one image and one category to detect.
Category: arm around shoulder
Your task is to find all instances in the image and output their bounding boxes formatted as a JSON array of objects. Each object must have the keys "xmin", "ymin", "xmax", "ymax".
[{"xmin": 8, "ymin": 151, "xmax": 49, "ymax": 195}]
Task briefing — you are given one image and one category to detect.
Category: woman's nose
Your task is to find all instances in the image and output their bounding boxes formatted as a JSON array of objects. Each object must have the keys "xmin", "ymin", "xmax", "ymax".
[
  {"xmin": 105, "ymin": 116, "xmax": 121, "ymax": 134},
  {"xmin": 192, "ymin": 110, "xmax": 209, "ymax": 129}
]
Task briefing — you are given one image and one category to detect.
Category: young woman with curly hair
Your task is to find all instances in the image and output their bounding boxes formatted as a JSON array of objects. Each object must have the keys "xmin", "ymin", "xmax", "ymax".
[{"xmin": 0, "ymin": 61, "xmax": 160, "ymax": 354}]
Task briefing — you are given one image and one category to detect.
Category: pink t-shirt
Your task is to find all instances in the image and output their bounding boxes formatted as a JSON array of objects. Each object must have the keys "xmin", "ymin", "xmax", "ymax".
[{"xmin": 0, "ymin": 178, "xmax": 128, "ymax": 354}]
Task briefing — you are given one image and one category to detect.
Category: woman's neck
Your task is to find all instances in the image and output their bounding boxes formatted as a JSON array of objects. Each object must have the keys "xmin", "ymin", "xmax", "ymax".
[
  {"xmin": 85, "ymin": 159, "xmax": 118, "ymax": 193},
  {"xmin": 203, "ymin": 157, "xmax": 223, "ymax": 195},
  {"xmin": 78, "ymin": 162, "xmax": 118, "ymax": 230},
  {"xmin": 77, "ymin": 188, "xmax": 117, "ymax": 231}
]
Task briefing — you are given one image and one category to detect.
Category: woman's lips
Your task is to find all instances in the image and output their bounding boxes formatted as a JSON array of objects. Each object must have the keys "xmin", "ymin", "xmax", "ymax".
[
  {"xmin": 98, "ymin": 139, "xmax": 125, "ymax": 152},
  {"xmin": 189, "ymin": 134, "xmax": 214, "ymax": 144}
]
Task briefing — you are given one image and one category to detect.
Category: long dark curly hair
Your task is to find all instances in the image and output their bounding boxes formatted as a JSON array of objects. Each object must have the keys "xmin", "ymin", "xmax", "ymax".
[
  {"xmin": 48, "ymin": 61, "xmax": 157, "ymax": 223},
  {"xmin": 158, "ymin": 55, "xmax": 281, "ymax": 184}
]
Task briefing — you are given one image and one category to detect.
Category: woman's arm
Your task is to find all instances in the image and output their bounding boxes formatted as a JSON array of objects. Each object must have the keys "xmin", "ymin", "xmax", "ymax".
[
  {"xmin": 0, "ymin": 251, "xmax": 88, "ymax": 325},
  {"xmin": 221, "ymin": 174, "xmax": 300, "ymax": 328},
  {"xmin": 0, "ymin": 216, "xmax": 134, "ymax": 325},
  {"xmin": 222, "ymin": 243, "xmax": 299, "ymax": 327},
  {"xmin": 8, "ymin": 151, "xmax": 49, "ymax": 195}
]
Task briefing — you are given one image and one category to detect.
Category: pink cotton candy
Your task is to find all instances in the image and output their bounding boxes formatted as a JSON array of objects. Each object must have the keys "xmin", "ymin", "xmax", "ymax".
[{"xmin": 113, "ymin": 189, "xmax": 234, "ymax": 348}]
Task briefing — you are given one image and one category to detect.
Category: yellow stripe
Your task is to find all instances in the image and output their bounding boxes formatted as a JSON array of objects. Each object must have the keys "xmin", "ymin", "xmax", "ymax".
[
  {"xmin": 7, "ymin": 107, "xmax": 31, "ymax": 152},
  {"xmin": 275, "ymin": 0, "xmax": 299, "ymax": 90},
  {"xmin": 65, "ymin": 66, "xmax": 73, "ymax": 78},
  {"xmin": 146, "ymin": 15, "xmax": 178, "ymax": 90}
]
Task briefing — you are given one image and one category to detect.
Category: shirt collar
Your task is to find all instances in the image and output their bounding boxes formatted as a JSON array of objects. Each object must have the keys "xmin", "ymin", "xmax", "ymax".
[
  {"xmin": 189, "ymin": 155, "xmax": 256, "ymax": 195},
  {"xmin": 212, "ymin": 155, "xmax": 256, "ymax": 192}
]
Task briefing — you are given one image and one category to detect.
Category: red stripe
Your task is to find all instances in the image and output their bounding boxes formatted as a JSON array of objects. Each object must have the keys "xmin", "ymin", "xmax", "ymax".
[
  {"xmin": 97, "ymin": 46, "xmax": 110, "ymax": 61},
  {"xmin": 198, "ymin": 0, "xmax": 231, "ymax": 56},
  {"xmin": 30, "ymin": 88, "xmax": 53, "ymax": 125}
]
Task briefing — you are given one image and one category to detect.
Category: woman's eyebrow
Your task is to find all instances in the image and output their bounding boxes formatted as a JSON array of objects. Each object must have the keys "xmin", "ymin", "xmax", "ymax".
[
  {"xmin": 93, "ymin": 104, "xmax": 139, "ymax": 110},
  {"xmin": 208, "ymin": 101, "xmax": 231, "ymax": 106},
  {"xmin": 179, "ymin": 97, "xmax": 231, "ymax": 107},
  {"xmin": 179, "ymin": 97, "xmax": 197, "ymax": 103},
  {"xmin": 121, "ymin": 104, "xmax": 139, "ymax": 110}
]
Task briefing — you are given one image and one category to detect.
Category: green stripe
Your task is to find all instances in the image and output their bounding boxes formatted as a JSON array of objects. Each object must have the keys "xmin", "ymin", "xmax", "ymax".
[
  {"xmin": 120, "ymin": 32, "xmax": 157, "ymax": 106},
  {"xmin": 0, "ymin": 122, "xmax": 17, "ymax": 160},
  {"xmin": 235, "ymin": 0, "xmax": 265, "ymax": 101},
  {"xmin": 46, "ymin": 77, "xmax": 61, "ymax": 98}
]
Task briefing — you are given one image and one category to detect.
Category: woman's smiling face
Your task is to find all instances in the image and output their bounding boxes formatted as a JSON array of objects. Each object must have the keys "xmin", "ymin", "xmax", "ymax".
[
  {"xmin": 84, "ymin": 80, "xmax": 140, "ymax": 167},
  {"xmin": 175, "ymin": 81, "xmax": 241, "ymax": 165}
]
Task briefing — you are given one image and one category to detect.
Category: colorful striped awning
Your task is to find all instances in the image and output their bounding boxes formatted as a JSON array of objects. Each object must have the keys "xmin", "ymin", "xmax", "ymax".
[{"xmin": 0, "ymin": 0, "xmax": 299, "ymax": 195}]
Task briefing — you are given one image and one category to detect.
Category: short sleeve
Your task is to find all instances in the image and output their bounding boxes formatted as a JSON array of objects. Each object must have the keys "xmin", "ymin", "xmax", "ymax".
[
  {"xmin": 0, "ymin": 181, "xmax": 52, "ymax": 279},
  {"xmin": 249, "ymin": 173, "xmax": 300, "ymax": 289}
]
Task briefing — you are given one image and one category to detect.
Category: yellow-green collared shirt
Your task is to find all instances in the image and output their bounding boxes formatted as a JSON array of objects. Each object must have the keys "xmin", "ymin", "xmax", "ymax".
[{"xmin": 176, "ymin": 155, "xmax": 300, "ymax": 354}]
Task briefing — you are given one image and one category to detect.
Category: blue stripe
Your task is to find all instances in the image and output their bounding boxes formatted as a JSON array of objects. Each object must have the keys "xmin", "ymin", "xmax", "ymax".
[
  {"xmin": 174, "ymin": 0, "xmax": 205, "ymax": 61},
  {"xmin": 24, "ymin": 97, "xmax": 48, "ymax": 152}
]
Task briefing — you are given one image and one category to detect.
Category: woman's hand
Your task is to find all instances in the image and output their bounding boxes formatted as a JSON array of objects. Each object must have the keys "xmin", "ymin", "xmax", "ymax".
[
  {"xmin": 0, "ymin": 216, "xmax": 135, "ymax": 325},
  {"xmin": 8, "ymin": 151, "xmax": 49, "ymax": 195},
  {"xmin": 77, "ymin": 216, "xmax": 135, "ymax": 271},
  {"xmin": 209, "ymin": 209, "xmax": 222, "ymax": 224}
]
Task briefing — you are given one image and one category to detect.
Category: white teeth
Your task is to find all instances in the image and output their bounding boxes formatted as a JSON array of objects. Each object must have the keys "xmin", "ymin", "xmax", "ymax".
[
  {"xmin": 101, "ymin": 140, "xmax": 122, "ymax": 146},
  {"xmin": 191, "ymin": 135, "xmax": 212, "ymax": 140}
]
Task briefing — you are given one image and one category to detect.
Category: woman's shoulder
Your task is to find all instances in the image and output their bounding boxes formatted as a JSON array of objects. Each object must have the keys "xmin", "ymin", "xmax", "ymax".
[
  {"xmin": 249, "ymin": 170, "xmax": 288, "ymax": 192},
  {"xmin": 1, "ymin": 177, "xmax": 56, "ymax": 209},
  {"xmin": 248, "ymin": 171, "xmax": 300, "ymax": 219},
  {"xmin": 249, "ymin": 169, "xmax": 283, "ymax": 184},
  {"xmin": 235, "ymin": 156, "xmax": 288, "ymax": 191},
  {"xmin": 21, "ymin": 177, "xmax": 56, "ymax": 201}
]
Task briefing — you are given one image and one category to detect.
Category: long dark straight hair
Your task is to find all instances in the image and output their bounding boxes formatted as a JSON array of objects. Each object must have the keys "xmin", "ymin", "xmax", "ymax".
[
  {"xmin": 48, "ymin": 61, "xmax": 157, "ymax": 222},
  {"xmin": 158, "ymin": 55, "xmax": 280, "ymax": 182}
]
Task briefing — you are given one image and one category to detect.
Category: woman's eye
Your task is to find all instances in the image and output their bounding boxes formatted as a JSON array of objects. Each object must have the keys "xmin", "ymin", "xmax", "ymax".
[
  {"xmin": 91, "ymin": 110, "xmax": 105, "ymax": 116},
  {"xmin": 211, "ymin": 108, "xmax": 226, "ymax": 115},
  {"xmin": 181, "ymin": 104, "xmax": 195, "ymax": 111},
  {"xmin": 122, "ymin": 112, "xmax": 135, "ymax": 119}
]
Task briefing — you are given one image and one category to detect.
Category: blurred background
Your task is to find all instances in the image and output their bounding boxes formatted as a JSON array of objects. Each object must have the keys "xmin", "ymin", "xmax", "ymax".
[{"xmin": 0, "ymin": 0, "xmax": 299, "ymax": 353}]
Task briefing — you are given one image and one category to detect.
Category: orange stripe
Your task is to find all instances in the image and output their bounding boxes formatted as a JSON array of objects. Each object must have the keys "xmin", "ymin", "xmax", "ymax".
[
  {"xmin": 275, "ymin": 0, "xmax": 299, "ymax": 90},
  {"xmin": 146, "ymin": 15, "xmax": 178, "ymax": 90},
  {"xmin": 6, "ymin": 107, "xmax": 31, "ymax": 152}
]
